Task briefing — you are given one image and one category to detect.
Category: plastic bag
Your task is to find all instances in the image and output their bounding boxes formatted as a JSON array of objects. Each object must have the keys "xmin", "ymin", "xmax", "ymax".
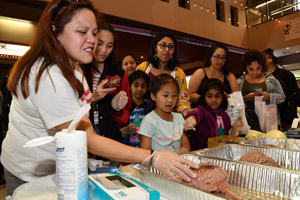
[
  {"xmin": 227, "ymin": 91, "xmax": 250, "ymax": 134},
  {"xmin": 255, "ymin": 96, "xmax": 278, "ymax": 133}
]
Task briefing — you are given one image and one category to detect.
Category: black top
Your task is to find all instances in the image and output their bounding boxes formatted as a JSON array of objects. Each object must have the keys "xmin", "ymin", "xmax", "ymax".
[
  {"xmin": 197, "ymin": 68, "xmax": 232, "ymax": 95},
  {"xmin": 271, "ymin": 66, "xmax": 300, "ymax": 124},
  {"xmin": 83, "ymin": 63, "xmax": 127, "ymax": 142}
]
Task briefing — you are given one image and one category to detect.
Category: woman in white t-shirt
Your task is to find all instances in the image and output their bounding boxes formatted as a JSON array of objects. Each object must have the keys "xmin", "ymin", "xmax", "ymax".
[{"xmin": 0, "ymin": 0, "xmax": 198, "ymax": 195}]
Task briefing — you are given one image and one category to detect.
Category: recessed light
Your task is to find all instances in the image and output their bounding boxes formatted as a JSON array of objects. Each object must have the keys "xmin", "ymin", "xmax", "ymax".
[
  {"xmin": 286, "ymin": 47, "xmax": 290, "ymax": 50},
  {"xmin": 140, "ymin": 56, "xmax": 144, "ymax": 59},
  {"xmin": 296, "ymin": 50, "xmax": 300, "ymax": 53}
]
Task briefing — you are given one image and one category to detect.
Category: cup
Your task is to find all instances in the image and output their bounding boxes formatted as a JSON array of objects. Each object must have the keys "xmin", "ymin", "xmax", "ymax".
[{"xmin": 56, "ymin": 130, "xmax": 88, "ymax": 200}]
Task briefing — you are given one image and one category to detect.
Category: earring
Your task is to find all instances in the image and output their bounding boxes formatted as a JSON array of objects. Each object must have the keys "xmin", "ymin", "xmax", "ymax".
[
  {"xmin": 153, "ymin": 53, "xmax": 158, "ymax": 60},
  {"xmin": 52, "ymin": 25, "xmax": 56, "ymax": 32},
  {"xmin": 171, "ymin": 56, "xmax": 173, "ymax": 62}
]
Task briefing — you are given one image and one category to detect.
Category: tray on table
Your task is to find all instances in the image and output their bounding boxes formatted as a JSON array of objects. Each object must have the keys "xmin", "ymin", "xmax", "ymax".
[
  {"xmin": 240, "ymin": 137, "xmax": 300, "ymax": 151},
  {"xmin": 132, "ymin": 153, "xmax": 299, "ymax": 199},
  {"xmin": 195, "ymin": 143, "xmax": 300, "ymax": 171}
]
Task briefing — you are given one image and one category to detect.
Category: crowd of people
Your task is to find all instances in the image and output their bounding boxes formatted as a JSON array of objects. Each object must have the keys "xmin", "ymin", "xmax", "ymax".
[{"xmin": 0, "ymin": 0, "xmax": 300, "ymax": 197}]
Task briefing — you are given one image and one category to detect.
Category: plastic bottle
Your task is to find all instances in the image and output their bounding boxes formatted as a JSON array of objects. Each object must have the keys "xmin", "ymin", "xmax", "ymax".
[{"xmin": 56, "ymin": 130, "xmax": 88, "ymax": 200}]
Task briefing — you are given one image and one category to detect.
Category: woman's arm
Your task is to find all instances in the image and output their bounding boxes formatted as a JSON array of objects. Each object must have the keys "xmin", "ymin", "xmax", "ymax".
[
  {"xmin": 56, "ymin": 115, "xmax": 148, "ymax": 163},
  {"xmin": 188, "ymin": 69, "xmax": 205, "ymax": 104},
  {"xmin": 56, "ymin": 115, "xmax": 199, "ymax": 182},
  {"xmin": 227, "ymin": 72, "xmax": 240, "ymax": 93},
  {"xmin": 269, "ymin": 78, "xmax": 286, "ymax": 104},
  {"xmin": 175, "ymin": 68, "xmax": 191, "ymax": 114}
]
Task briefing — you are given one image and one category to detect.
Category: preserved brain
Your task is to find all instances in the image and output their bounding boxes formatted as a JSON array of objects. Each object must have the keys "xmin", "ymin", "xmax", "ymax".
[{"xmin": 239, "ymin": 152, "xmax": 280, "ymax": 167}]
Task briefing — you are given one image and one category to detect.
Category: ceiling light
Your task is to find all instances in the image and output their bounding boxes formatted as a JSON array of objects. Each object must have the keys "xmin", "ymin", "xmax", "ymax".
[
  {"xmin": 0, "ymin": 43, "xmax": 30, "ymax": 56},
  {"xmin": 256, "ymin": 0, "xmax": 276, "ymax": 8},
  {"xmin": 286, "ymin": 47, "xmax": 290, "ymax": 50},
  {"xmin": 270, "ymin": 5, "xmax": 293, "ymax": 16}
]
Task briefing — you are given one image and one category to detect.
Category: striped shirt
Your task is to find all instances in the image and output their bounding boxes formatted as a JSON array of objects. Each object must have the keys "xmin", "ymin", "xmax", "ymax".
[{"xmin": 92, "ymin": 71, "xmax": 101, "ymax": 124}]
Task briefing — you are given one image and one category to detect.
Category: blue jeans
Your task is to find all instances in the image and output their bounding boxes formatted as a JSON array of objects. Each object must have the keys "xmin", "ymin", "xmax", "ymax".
[
  {"xmin": 94, "ymin": 124, "xmax": 101, "ymax": 135},
  {"xmin": 4, "ymin": 168, "xmax": 27, "ymax": 196}
]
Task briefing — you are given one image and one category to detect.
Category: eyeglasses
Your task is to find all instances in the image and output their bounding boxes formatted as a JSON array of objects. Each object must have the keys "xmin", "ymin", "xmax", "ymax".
[
  {"xmin": 212, "ymin": 55, "xmax": 227, "ymax": 61},
  {"xmin": 52, "ymin": 0, "xmax": 85, "ymax": 21},
  {"xmin": 158, "ymin": 43, "xmax": 175, "ymax": 50}
]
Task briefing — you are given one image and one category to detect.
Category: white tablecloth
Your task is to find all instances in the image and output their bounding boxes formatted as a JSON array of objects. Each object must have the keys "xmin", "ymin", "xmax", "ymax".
[{"xmin": 12, "ymin": 174, "xmax": 170, "ymax": 200}]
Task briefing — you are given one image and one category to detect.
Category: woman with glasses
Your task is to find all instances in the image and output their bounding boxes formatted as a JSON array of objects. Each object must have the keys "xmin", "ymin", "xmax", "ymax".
[
  {"xmin": 189, "ymin": 43, "xmax": 240, "ymax": 105},
  {"xmin": 0, "ymin": 0, "xmax": 198, "ymax": 195},
  {"xmin": 137, "ymin": 32, "xmax": 191, "ymax": 117}
]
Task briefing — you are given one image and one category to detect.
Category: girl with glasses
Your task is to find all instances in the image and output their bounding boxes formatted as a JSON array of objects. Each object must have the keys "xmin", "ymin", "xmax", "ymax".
[
  {"xmin": 189, "ymin": 43, "xmax": 240, "ymax": 106},
  {"xmin": 137, "ymin": 32, "xmax": 192, "ymax": 117},
  {"xmin": 1, "ymin": 0, "xmax": 198, "ymax": 195}
]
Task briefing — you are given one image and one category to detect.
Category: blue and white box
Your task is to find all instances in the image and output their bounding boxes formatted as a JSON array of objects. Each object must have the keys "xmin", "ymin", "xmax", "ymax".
[{"xmin": 88, "ymin": 172, "xmax": 159, "ymax": 200}]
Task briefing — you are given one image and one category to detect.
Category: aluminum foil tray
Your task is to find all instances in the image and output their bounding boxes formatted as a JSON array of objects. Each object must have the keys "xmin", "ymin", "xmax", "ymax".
[
  {"xmin": 240, "ymin": 137, "xmax": 300, "ymax": 151},
  {"xmin": 196, "ymin": 143, "xmax": 300, "ymax": 171},
  {"xmin": 132, "ymin": 154, "xmax": 295, "ymax": 199}
]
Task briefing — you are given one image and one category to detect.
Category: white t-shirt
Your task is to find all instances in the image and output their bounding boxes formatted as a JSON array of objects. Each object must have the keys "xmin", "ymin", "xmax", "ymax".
[
  {"xmin": 1, "ymin": 59, "xmax": 92, "ymax": 181},
  {"xmin": 139, "ymin": 111, "xmax": 184, "ymax": 151}
]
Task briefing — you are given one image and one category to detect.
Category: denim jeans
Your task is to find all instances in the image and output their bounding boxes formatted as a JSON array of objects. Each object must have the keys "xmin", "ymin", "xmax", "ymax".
[
  {"xmin": 94, "ymin": 124, "xmax": 101, "ymax": 135},
  {"xmin": 4, "ymin": 168, "xmax": 27, "ymax": 196}
]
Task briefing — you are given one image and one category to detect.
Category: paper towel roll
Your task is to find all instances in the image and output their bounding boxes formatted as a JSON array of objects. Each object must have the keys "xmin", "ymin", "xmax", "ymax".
[{"xmin": 56, "ymin": 130, "xmax": 88, "ymax": 200}]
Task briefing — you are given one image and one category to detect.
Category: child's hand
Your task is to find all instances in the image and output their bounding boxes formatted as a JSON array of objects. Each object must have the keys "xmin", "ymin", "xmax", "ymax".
[
  {"xmin": 177, "ymin": 147, "xmax": 189, "ymax": 155},
  {"xmin": 121, "ymin": 123, "xmax": 137, "ymax": 137},
  {"xmin": 183, "ymin": 116, "xmax": 196, "ymax": 131},
  {"xmin": 230, "ymin": 115, "xmax": 244, "ymax": 137}
]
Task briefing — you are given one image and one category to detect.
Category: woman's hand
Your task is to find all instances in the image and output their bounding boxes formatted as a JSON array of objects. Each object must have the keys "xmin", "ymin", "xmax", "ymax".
[
  {"xmin": 142, "ymin": 150, "xmax": 199, "ymax": 182},
  {"xmin": 92, "ymin": 80, "xmax": 116, "ymax": 102},
  {"xmin": 243, "ymin": 92, "xmax": 255, "ymax": 101},
  {"xmin": 111, "ymin": 91, "xmax": 128, "ymax": 111},
  {"xmin": 258, "ymin": 91, "xmax": 270, "ymax": 101}
]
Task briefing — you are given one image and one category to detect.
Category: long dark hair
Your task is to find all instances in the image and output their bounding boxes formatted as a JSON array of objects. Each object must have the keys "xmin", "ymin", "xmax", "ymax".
[
  {"xmin": 97, "ymin": 22, "xmax": 118, "ymax": 67},
  {"xmin": 147, "ymin": 32, "xmax": 178, "ymax": 71},
  {"xmin": 7, "ymin": 0, "xmax": 98, "ymax": 99},
  {"xmin": 203, "ymin": 43, "xmax": 229, "ymax": 75},
  {"xmin": 198, "ymin": 78, "xmax": 228, "ymax": 110},
  {"xmin": 128, "ymin": 70, "xmax": 150, "ymax": 100}
]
